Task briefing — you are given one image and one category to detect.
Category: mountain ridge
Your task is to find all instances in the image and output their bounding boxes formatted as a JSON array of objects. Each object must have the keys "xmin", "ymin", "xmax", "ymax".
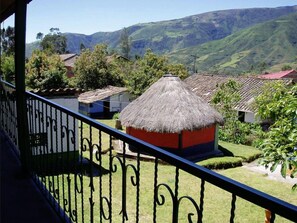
[
  {"xmin": 25, "ymin": 5, "xmax": 297, "ymax": 73},
  {"xmin": 167, "ymin": 12, "xmax": 297, "ymax": 73}
]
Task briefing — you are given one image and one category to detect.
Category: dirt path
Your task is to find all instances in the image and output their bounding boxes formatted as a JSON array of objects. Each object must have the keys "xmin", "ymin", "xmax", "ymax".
[{"xmin": 242, "ymin": 160, "xmax": 297, "ymax": 185}]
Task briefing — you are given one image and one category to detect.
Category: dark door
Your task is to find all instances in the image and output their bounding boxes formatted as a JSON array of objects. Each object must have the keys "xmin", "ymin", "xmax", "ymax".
[{"xmin": 103, "ymin": 101, "xmax": 110, "ymax": 117}]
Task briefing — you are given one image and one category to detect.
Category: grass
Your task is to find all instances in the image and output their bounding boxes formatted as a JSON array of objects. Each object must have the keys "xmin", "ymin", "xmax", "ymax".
[
  {"xmin": 45, "ymin": 119, "xmax": 294, "ymax": 222},
  {"xmin": 47, "ymin": 156, "xmax": 296, "ymax": 223}
]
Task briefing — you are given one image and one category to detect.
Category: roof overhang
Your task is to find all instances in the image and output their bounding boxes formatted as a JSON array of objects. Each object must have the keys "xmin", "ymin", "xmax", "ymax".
[{"xmin": 0, "ymin": 0, "xmax": 32, "ymax": 22}]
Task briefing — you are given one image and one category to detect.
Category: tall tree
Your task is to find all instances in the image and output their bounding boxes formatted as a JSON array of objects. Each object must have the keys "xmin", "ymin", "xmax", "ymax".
[
  {"xmin": 0, "ymin": 26, "xmax": 15, "ymax": 55},
  {"xmin": 120, "ymin": 27, "xmax": 131, "ymax": 59},
  {"xmin": 40, "ymin": 28, "xmax": 67, "ymax": 54},
  {"xmin": 36, "ymin": 32, "xmax": 44, "ymax": 40},
  {"xmin": 26, "ymin": 50, "xmax": 68, "ymax": 90},
  {"xmin": 124, "ymin": 49, "xmax": 188, "ymax": 96},
  {"xmin": 80, "ymin": 42, "xmax": 86, "ymax": 52},
  {"xmin": 73, "ymin": 44, "xmax": 122, "ymax": 90}
]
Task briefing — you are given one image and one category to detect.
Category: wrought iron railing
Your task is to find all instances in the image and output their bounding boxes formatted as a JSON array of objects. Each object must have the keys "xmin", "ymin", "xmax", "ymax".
[{"xmin": 1, "ymin": 79, "xmax": 297, "ymax": 223}]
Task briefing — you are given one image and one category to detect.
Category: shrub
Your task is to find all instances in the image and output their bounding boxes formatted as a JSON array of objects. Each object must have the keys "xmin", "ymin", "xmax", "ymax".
[{"xmin": 197, "ymin": 157, "xmax": 243, "ymax": 169}]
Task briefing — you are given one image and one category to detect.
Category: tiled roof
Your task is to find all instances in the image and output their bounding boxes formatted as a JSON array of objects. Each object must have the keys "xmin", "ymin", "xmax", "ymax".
[
  {"xmin": 258, "ymin": 69, "xmax": 297, "ymax": 79},
  {"xmin": 59, "ymin": 54, "xmax": 78, "ymax": 67},
  {"xmin": 30, "ymin": 88, "xmax": 84, "ymax": 97},
  {"xmin": 184, "ymin": 74, "xmax": 293, "ymax": 112},
  {"xmin": 78, "ymin": 86, "xmax": 127, "ymax": 104}
]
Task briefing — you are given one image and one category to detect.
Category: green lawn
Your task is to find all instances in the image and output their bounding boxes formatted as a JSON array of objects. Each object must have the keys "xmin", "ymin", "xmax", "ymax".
[
  {"xmin": 49, "ymin": 155, "xmax": 296, "ymax": 223},
  {"xmin": 50, "ymin": 119, "xmax": 294, "ymax": 222}
]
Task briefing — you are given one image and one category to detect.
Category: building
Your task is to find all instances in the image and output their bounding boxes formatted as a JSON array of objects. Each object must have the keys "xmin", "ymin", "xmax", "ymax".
[
  {"xmin": 184, "ymin": 74, "xmax": 293, "ymax": 123},
  {"xmin": 120, "ymin": 74, "xmax": 224, "ymax": 161},
  {"xmin": 30, "ymin": 87, "xmax": 83, "ymax": 112},
  {"xmin": 1, "ymin": 1, "xmax": 296, "ymax": 222},
  {"xmin": 259, "ymin": 69, "xmax": 297, "ymax": 81},
  {"xmin": 59, "ymin": 53, "xmax": 78, "ymax": 78},
  {"xmin": 78, "ymin": 86, "xmax": 131, "ymax": 118}
]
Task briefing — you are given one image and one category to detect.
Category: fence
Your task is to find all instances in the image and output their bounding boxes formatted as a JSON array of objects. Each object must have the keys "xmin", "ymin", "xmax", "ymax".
[{"xmin": 1, "ymin": 79, "xmax": 297, "ymax": 223}]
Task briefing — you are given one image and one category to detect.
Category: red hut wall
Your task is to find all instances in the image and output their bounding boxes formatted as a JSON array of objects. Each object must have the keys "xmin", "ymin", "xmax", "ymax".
[
  {"xmin": 182, "ymin": 125, "xmax": 215, "ymax": 148},
  {"xmin": 126, "ymin": 124, "xmax": 215, "ymax": 150},
  {"xmin": 126, "ymin": 127, "xmax": 179, "ymax": 149}
]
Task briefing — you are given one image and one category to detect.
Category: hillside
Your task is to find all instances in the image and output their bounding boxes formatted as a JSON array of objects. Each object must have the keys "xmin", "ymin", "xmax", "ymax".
[
  {"xmin": 168, "ymin": 12, "xmax": 297, "ymax": 74},
  {"xmin": 25, "ymin": 5, "xmax": 297, "ymax": 58}
]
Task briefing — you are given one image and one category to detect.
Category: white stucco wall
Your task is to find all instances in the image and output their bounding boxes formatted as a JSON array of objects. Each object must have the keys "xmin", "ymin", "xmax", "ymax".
[
  {"xmin": 48, "ymin": 96, "xmax": 79, "ymax": 113},
  {"xmin": 29, "ymin": 96, "xmax": 79, "ymax": 155},
  {"xmin": 244, "ymin": 112, "xmax": 255, "ymax": 123},
  {"xmin": 110, "ymin": 92, "xmax": 131, "ymax": 112}
]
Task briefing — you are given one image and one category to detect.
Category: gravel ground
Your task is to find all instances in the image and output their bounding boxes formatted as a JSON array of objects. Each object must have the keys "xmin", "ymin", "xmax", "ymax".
[{"xmin": 243, "ymin": 160, "xmax": 297, "ymax": 185}]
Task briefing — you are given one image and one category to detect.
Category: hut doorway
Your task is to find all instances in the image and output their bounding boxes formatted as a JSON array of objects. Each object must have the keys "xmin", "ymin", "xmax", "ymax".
[{"xmin": 103, "ymin": 101, "xmax": 110, "ymax": 116}]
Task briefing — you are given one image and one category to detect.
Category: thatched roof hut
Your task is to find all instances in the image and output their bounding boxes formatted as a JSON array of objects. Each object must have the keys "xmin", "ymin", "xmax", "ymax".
[
  {"xmin": 120, "ymin": 74, "xmax": 223, "ymax": 133},
  {"xmin": 120, "ymin": 74, "xmax": 224, "ymax": 161}
]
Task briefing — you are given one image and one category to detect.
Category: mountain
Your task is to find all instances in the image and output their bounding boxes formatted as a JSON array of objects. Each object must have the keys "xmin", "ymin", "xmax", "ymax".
[
  {"xmin": 168, "ymin": 12, "xmax": 297, "ymax": 74},
  {"xmin": 25, "ymin": 5, "xmax": 297, "ymax": 73},
  {"xmin": 62, "ymin": 6, "xmax": 297, "ymax": 56}
]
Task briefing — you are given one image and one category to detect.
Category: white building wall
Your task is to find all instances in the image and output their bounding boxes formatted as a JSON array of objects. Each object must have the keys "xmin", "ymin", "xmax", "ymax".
[
  {"xmin": 29, "ymin": 96, "xmax": 79, "ymax": 155},
  {"xmin": 244, "ymin": 112, "xmax": 256, "ymax": 123},
  {"xmin": 48, "ymin": 96, "xmax": 79, "ymax": 113},
  {"xmin": 110, "ymin": 92, "xmax": 131, "ymax": 112}
]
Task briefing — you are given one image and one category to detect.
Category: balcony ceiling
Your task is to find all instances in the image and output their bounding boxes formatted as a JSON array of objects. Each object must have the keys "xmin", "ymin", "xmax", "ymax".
[{"xmin": 0, "ymin": 0, "xmax": 32, "ymax": 22}]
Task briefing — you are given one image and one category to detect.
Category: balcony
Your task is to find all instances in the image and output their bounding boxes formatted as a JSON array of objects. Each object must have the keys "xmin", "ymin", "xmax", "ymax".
[
  {"xmin": 1, "ymin": 79, "xmax": 297, "ymax": 223},
  {"xmin": 1, "ymin": 1, "xmax": 297, "ymax": 222}
]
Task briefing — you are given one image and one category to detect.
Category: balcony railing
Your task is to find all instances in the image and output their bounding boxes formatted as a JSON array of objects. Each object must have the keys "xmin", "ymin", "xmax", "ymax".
[{"xmin": 1, "ymin": 79, "xmax": 297, "ymax": 223}]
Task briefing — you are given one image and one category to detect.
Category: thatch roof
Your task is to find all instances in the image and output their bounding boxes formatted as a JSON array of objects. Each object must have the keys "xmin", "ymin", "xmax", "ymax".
[
  {"xmin": 120, "ymin": 74, "xmax": 223, "ymax": 133},
  {"xmin": 78, "ymin": 86, "xmax": 127, "ymax": 104}
]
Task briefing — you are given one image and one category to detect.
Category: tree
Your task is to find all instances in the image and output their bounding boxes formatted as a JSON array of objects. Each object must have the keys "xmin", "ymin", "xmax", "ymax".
[
  {"xmin": 281, "ymin": 64, "xmax": 292, "ymax": 71},
  {"xmin": 124, "ymin": 49, "xmax": 188, "ymax": 96},
  {"xmin": 120, "ymin": 27, "xmax": 131, "ymax": 59},
  {"xmin": 40, "ymin": 28, "xmax": 67, "ymax": 54},
  {"xmin": 211, "ymin": 80, "xmax": 244, "ymax": 143},
  {"xmin": 26, "ymin": 50, "xmax": 68, "ymax": 90},
  {"xmin": 0, "ymin": 54, "xmax": 15, "ymax": 83},
  {"xmin": 36, "ymin": 32, "xmax": 44, "ymax": 40},
  {"xmin": 80, "ymin": 43, "xmax": 86, "ymax": 52},
  {"xmin": 0, "ymin": 26, "xmax": 15, "ymax": 55},
  {"xmin": 73, "ymin": 44, "xmax": 122, "ymax": 90},
  {"xmin": 255, "ymin": 82, "xmax": 297, "ymax": 189}
]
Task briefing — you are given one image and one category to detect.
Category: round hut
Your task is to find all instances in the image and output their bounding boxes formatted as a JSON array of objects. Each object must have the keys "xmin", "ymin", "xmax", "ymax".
[{"xmin": 120, "ymin": 74, "xmax": 224, "ymax": 161}]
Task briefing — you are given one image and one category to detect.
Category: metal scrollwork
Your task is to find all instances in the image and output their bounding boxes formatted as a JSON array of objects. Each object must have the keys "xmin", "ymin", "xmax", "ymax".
[
  {"xmin": 100, "ymin": 196, "xmax": 111, "ymax": 220},
  {"xmin": 110, "ymin": 155, "xmax": 139, "ymax": 220},
  {"xmin": 178, "ymin": 196, "xmax": 200, "ymax": 223},
  {"xmin": 81, "ymin": 137, "xmax": 91, "ymax": 152},
  {"xmin": 155, "ymin": 183, "xmax": 200, "ymax": 223},
  {"xmin": 75, "ymin": 173, "xmax": 83, "ymax": 194}
]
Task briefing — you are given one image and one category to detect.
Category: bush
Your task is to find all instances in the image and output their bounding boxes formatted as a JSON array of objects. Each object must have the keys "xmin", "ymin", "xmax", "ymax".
[
  {"xmin": 112, "ymin": 112, "xmax": 120, "ymax": 120},
  {"xmin": 218, "ymin": 121, "xmax": 265, "ymax": 146},
  {"xmin": 197, "ymin": 157, "xmax": 243, "ymax": 169}
]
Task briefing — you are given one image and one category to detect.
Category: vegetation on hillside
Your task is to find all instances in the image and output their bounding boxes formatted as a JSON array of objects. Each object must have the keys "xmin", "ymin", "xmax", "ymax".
[
  {"xmin": 25, "ymin": 6, "xmax": 297, "ymax": 74},
  {"xmin": 168, "ymin": 12, "xmax": 297, "ymax": 74}
]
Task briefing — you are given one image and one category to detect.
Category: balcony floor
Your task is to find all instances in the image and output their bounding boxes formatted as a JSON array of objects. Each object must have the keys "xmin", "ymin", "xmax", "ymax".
[{"xmin": 0, "ymin": 130, "xmax": 64, "ymax": 223}]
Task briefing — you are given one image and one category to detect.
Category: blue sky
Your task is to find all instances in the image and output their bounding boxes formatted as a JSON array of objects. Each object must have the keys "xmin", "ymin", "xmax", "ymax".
[{"xmin": 2, "ymin": 0, "xmax": 297, "ymax": 43}]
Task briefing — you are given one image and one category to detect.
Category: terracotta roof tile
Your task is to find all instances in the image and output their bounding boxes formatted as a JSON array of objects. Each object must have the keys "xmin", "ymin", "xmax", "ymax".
[{"xmin": 184, "ymin": 74, "xmax": 293, "ymax": 112}]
